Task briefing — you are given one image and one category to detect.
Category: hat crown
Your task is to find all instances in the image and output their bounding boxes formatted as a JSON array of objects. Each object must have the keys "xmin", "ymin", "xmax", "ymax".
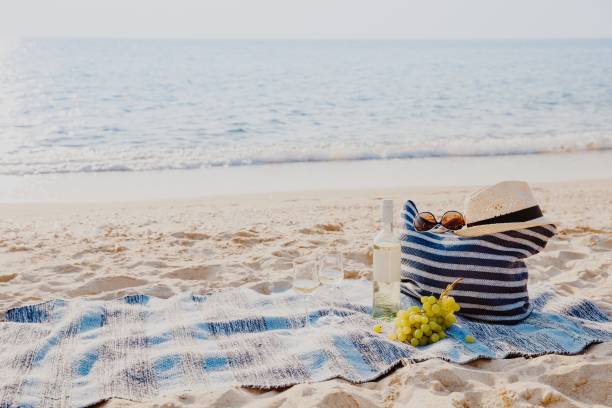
[{"xmin": 464, "ymin": 181, "xmax": 538, "ymax": 225}]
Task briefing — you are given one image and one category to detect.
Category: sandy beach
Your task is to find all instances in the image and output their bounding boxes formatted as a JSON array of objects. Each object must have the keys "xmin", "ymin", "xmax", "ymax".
[{"xmin": 1, "ymin": 179, "xmax": 610, "ymax": 407}]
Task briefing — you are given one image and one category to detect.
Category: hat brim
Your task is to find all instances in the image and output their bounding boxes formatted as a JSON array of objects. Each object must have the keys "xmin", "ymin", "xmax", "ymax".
[{"xmin": 453, "ymin": 216, "xmax": 555, "ymax": 237}]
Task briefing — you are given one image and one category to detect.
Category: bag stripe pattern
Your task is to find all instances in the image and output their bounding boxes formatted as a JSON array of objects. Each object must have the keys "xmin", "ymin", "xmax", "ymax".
[
  {"xmin": 400, "ymin": 200, "xmax": 556, "ymax": 323},
  {"xmin": 0, "ymin": 281, "xmax": 610, "ymax": 407}
]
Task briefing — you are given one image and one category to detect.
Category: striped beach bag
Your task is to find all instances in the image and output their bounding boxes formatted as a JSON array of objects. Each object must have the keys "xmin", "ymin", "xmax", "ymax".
[{"xmin": 400, "ymin": 200, "xmax": 557, "ymax": 324}]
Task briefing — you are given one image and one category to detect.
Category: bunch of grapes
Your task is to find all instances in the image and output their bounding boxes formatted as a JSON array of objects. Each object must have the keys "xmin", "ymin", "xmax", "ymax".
[{"xmin": 374, "ymin": 278, "xmax": 476, "ymax": 346}]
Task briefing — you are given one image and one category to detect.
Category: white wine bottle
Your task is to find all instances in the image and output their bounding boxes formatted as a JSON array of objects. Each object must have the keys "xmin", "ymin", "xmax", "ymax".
[{"xmin": 372, "ymin": 199, "xmax": 401, "ymax": 320}]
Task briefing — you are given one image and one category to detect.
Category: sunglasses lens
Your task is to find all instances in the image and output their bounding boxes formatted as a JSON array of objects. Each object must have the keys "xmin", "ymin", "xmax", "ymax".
[
  {"xmin": 414, "ymin": 212, "xmax": 437, "ymax": 232},
  {"xmin": 441, "ymin": 211, "xmax": 465, "ymax": 230}
]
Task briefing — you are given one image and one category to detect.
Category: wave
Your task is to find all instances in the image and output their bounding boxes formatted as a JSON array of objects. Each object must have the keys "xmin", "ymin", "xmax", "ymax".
[{"xmin": 0, "ymin": 133, "xmax": 610, "ymax": 176}]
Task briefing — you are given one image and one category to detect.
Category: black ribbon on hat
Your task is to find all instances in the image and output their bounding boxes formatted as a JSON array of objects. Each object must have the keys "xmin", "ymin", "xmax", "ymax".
[{"xmin": 467, "ymin": 205, "xmax": 543, "ymax": 227}]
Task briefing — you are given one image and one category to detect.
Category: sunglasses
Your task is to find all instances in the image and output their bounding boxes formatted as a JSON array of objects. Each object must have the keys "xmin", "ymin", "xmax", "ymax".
[{"xmin": 414, "ymin": 211, "xmax": 466, "ymax": 232}]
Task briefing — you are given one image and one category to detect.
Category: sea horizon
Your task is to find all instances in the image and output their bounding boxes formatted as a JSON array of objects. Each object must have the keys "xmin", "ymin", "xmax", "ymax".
[{"xmin": 10, "ymin": 36, "xmax": 612, "ymax": 41}]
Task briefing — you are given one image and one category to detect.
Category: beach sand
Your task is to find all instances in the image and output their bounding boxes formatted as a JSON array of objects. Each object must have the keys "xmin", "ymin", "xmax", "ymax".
[{"xmin": 1, "ymin": 180, "xmax": 610, "ymax": 407}]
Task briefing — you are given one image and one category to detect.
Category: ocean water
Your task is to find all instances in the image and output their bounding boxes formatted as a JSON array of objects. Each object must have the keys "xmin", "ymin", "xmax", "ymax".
[{"xmin": 0, "ymin": 38, "xmax": 611, "ymax": 176}]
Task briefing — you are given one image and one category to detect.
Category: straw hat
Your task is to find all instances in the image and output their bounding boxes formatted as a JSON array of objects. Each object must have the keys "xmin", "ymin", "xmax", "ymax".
[{"xmin": 454, "ymin": 181, "xmax": 554, "ymax": 237}]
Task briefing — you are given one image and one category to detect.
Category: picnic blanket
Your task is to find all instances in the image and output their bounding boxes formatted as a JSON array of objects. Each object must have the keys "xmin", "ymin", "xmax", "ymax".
[{"xmin": 1, "ymin": 281, "xmax": 610, "ymax": 407}]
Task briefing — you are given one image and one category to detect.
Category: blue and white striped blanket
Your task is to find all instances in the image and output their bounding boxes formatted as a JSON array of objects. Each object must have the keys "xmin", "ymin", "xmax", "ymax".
[{"xmin": 1, "ymin": 281, "xmax": 610, "ymax": 407}]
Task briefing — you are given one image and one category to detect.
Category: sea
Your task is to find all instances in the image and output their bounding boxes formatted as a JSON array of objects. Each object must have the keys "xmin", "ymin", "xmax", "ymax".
[{"xmin": 0, "ymin": 38, "xmax": 611, "ymax": 200}]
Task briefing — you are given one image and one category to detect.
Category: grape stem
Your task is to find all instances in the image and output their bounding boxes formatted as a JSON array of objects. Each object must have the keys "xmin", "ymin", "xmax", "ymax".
[
  {"xmin": 441, "ymin": 277, "xmax": 464, "ymax": 329},
  {"xmin": 440, "ymin": 277, "xmax": 464, "ymax": 298}
]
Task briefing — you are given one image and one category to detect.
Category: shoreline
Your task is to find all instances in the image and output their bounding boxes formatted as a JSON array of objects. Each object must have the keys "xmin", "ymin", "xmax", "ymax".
[
  {"xmin": 0, "ymin": 150, "xmax": 610, "ymax": 203},
  {"xmin": 0, "ymin": 178, "xmax": 609, "ymax": 210}
]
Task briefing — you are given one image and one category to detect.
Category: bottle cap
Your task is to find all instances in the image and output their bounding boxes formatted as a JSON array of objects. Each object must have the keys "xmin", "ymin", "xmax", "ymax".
[{"xmin": 382, "ymin": 199, "xmax": 393, "ymax": 224}]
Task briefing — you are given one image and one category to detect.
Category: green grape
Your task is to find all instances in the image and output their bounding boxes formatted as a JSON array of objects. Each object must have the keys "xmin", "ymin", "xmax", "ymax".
[
  {"xmin": 448, "ymin": 299, "xmax": 460, "ymax": 311},
  {"xmin": 414, "ymin": 329, "xmax": 423, "ymax": 339},
  {"xmin": 441, "ymin": 296, "xmax": 452, "ymax": 309},
  {"xmin": 424, "ymin": 304, "xmax": 433, "ymax": 317},
  {"xmin": 411, "ymin": 338, "xmax": 419, "ymax": 347},
  {"xmin": 421, "ymin": 316, "xmax": 429, "ymax": 324},
  {"xmin": 431, "ymin": 304, "xmax": 441, "ymax": 315},
  {"xmin": 419, "ymin": 337, "xmax": 428, "ymax": 346},
  {"xmin": 445, "ymin": 314, "xmax": 457, "ymax": 325},
  {"xmin": 430, "ymin": 322, "xmax": 441, "ymax": 332},
  {"xmin": 439, "ymin": 332, "xmax": 447, "ymax": 339},
  {"xmin": 431, "ymin": 333, "xmax": 440, "ymax": 342}
]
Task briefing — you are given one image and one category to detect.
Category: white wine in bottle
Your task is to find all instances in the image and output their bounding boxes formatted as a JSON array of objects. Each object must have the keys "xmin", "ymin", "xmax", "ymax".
[{"xmin": 372, "ymin": 199, "xmax": 401, "ymax": 320}]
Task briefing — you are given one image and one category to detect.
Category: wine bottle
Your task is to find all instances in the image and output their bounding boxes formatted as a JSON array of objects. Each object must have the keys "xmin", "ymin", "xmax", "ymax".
[{"xmin": 372, "ymin": 199, "xmax": 401, "ymax": 320}]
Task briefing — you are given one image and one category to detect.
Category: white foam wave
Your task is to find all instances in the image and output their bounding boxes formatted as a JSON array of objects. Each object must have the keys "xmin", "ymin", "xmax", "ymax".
[{"xmin": 0, "ymin": 133, "xmax": 610, "ymax": 176}]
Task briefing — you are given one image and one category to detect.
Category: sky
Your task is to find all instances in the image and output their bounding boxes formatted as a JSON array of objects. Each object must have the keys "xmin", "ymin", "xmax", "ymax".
[{"xmin": 1, "ymin": 0, "xmax": 611, "ymax": 40}]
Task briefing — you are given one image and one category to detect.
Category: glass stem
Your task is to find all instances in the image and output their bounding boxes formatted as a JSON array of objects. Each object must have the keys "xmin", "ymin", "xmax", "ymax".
[
  {"xmin": 304, "ymin": 295, "xmax": 310, "ymax": 328},
  {"xmin": 335, "ymin": 284, "xmax": 345, "ymax": 314},
  {"xmin": 328, "ymin": 285, "xmax": 336, "ymax": 317}
]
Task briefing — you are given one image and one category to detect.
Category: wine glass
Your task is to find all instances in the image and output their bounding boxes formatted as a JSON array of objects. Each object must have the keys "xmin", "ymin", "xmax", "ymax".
[
  {"xmin": 318, "ymin": 251, "xmax": 344, "ymax": 324},
  {"xmin": 293, "ymin": 260, "xmax": 319, "ymax": 328}
]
